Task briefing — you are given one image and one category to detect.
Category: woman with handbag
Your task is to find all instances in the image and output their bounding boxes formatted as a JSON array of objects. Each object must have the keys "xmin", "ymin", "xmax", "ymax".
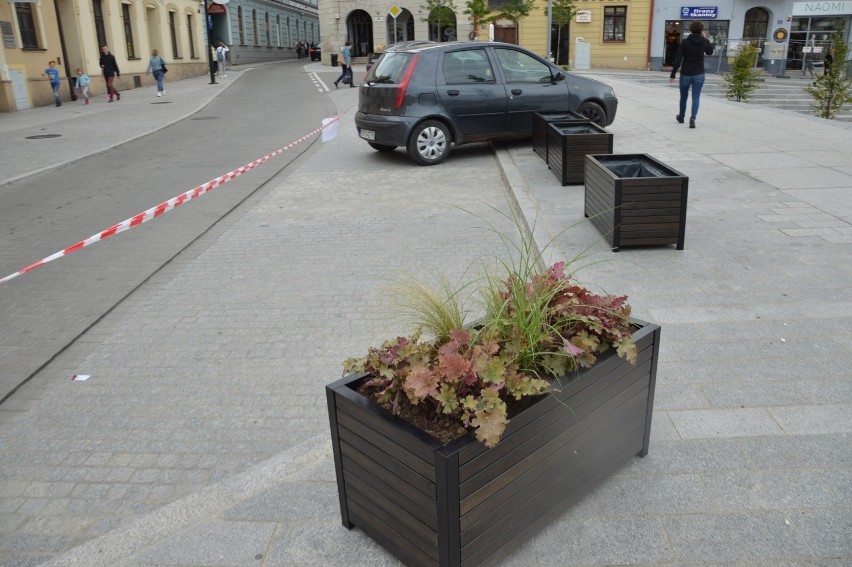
[{"xmin": 146, "ymin": 49, "xmax": 168, "ymax": 97}]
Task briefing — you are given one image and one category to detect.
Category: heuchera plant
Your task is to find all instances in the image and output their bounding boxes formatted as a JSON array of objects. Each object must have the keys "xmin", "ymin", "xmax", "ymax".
[{"xmin": 343, "ymin": 261, "xmax": 637, "ymax": 448}]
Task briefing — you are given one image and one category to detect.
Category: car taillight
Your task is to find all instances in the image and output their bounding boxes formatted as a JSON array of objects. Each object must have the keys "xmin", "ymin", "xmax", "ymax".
[{"xmin": 395, "ymin": 54, "xmax": 419, "ymax": 109}]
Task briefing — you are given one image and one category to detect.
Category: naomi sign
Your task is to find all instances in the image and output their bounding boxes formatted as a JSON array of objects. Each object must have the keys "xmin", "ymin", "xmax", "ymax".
[{"xmin": 792, "ymin": 1, "xmax": 851, "ymax": 15}]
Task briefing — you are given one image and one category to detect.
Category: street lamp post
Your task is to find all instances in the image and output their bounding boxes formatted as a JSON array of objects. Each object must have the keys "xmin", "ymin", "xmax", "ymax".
[{"xmin": 202, "ymin": 0, "xmax": 218, "ymax": 84}]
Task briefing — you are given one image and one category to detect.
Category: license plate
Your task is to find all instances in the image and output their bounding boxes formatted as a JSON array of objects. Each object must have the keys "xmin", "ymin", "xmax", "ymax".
[{"xmin": 359, "ymin": 129, "xmax": 376, "ymax": 141}]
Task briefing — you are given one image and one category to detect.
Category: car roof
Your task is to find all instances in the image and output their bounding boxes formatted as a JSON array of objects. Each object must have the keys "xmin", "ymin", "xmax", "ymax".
[{"xmin": 385, "ymin": 41, "xmax": 533, "ymax": 54}]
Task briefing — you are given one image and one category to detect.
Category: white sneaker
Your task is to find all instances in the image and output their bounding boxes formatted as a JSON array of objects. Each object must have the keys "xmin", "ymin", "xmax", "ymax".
[
  {"xmin": 161, "ymin": 89, "xmax": 165, "ymax": 96},
  {"xmin": 222, "ymin": 74, "xmax": 227, "ymax": 78},
  {"xmin": 157, "ymin": 92, "xmax": 162, "ymax": 97}
]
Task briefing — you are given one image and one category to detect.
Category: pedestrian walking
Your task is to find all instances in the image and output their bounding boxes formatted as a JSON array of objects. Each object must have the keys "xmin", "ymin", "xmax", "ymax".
[
  {"xmin": 801, "ymin": 50, "xmax": 815, "ymax": 79},
  {"xmin": 823, "ymin": 47, "xmax": 834, "ymax": 75},
  {"xmin": 669, "ymin": 21, "xmax": 713, "ymax": 129},
  {"xmin": 99, "ymin": 45, "xmax": 121, "ymax": 102},
  {"xmin": 216, "ymin": 42, "xmax": 229, "ymax": 77},
  {"xmin": 334, "ymin": 41, "xmax": 354, "ymax": 88},
  {"xmin": 146, "ymin": 49, "xmax": 167, "ymax": 97},
  {"xmin": 74, "ymin": 67, "xmax": 91, "ymax": 105},
  {"xmin": 296, "ymin": 40, "xmax": 304, "ymax": 60},
  {"xmin": 42, "ymin": 60, "xmax": 62, "ymax": 107}
]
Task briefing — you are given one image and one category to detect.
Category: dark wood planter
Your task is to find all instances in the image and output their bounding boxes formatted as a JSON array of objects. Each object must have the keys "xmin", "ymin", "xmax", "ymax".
[
  {"xmin": 532, "ymin": 110, "xmax": 589, "ymax": 163},
  {"xmin": 584, "ymin": 153, "xmax": 688, "ymax": 252},
  {"xmin": 547, "ymin": 122, "xmax": 614, "ymax": 186},
  {"xmin": 326, "ymin": 320, "xmax": 661, "ymax": 567}
]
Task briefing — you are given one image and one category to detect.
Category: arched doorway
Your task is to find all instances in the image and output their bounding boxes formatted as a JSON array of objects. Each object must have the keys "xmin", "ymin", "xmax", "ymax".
[
  {"xmin": 427, "ymin": 6, "xmax": 456, "ymax": 42},
  {"xmin": 347, "ymin": 10, "xmax": 373, "ymax": 56},
  {"xmin": 493, "ymin": 17, "xmax": 517, "ymax": 44},
  {"xmin": 744, "ymin": 7, "xmax": 769, "ymax": 67},
  {"xmin": 386, "ymin": 8, "xmax": 415, "ymax": 46}
]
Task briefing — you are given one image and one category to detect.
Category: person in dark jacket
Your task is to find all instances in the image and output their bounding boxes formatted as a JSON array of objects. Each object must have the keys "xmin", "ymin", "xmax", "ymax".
[
  {"xmin": 669, "ymin": 21, "xmax": 713, "ymax": 128},
  {"xmin": 99, "ymin": 45, "xmax": 121, "ymax": 102}
]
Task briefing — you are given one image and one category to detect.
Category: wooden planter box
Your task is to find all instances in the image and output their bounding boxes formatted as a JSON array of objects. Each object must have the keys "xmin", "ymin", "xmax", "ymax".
[
  {"xmin": 326, "ymin": 320, "xmax": 661, "ymax": 567},
  {"xmin": 547, "ymin": 122, "xmax": 614, "ymax": 186},
  {"xmin": 584, "ymin": 154, "xmax": 688, "ymax": 252},
  {"xmin": 532, "ymin": 110, "xmax": 589, "ymax": 163}
]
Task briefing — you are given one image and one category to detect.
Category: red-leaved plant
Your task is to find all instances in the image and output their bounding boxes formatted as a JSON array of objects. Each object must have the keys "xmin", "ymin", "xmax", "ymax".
[{"xmin": 343, "ymin": 261, "xmax": 637, "ymax": 448}]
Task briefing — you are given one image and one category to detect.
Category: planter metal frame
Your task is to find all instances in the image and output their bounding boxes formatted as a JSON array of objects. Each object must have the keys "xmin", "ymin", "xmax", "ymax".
[{"xmin": 326, "ymin": 320, "xmax": 661, "ymax": 567}]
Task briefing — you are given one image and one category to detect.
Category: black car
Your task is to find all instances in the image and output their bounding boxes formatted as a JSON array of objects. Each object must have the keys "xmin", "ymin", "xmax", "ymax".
[
  {"xmin": 355, "ymin": 41, "xmax": 618, "ymax": 165},
  {"xmin": 309, "ymin": 42, "xmax": 321, "ymax": 61}
]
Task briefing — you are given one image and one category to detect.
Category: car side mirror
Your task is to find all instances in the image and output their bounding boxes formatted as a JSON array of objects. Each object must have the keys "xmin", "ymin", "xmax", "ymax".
[{"xmin": 553, "ymin": 72, "xmax": 566, "ymax": 82}]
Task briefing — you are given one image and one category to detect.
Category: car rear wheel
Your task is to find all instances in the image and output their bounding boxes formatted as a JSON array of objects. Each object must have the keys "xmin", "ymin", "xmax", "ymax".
[
  {"xmin": 407, "ymin": 120, "xmax": 450, "ymax": 166},
  {"xmin": 577, "ymin": 101, "xmax": 607, "ymax": 126},
  {"xmin": 368, "ymin": 142, "xmax": 397, "ymax": 152}
]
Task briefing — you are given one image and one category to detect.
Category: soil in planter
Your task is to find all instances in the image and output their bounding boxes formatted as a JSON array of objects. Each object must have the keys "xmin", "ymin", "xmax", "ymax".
[{"xmin": 356, "ymin": 383, "xmax": 470, "ymax": 445}]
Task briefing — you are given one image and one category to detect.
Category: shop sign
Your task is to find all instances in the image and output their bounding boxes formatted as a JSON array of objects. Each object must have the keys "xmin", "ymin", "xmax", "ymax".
[
  {"xmin": 792, "ymin": 1, "xmax": 851, "ymax": 16},
  {"xmin": 680, "ymin": 6, "xmax": 719, "ymax": 18},
  {"xmin": 575, "ymin": 10, "xmax": 592, "ymax": 22},
  {"xmin": 773, "ymin": 27, "xmax": 788, "ymax": 42},
  {"xmin": 1, "ymin": 21, "xmax": 14, "ymax": 49}
]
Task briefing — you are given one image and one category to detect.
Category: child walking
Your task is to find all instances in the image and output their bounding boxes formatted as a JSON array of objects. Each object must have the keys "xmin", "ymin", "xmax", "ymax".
[
  {"xmin": 75, "ymin": 68, "xmax": 91, "ymax": 104},
  {"xmin": 42, "ymin": 60, "xmax": 62, "ymax": 107}
]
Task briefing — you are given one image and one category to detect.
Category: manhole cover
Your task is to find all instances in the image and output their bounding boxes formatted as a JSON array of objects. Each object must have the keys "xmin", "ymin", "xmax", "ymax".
[
  {"xmin": 26, "ymin": 134, "xmax": 62, "ymax": 139},
  {"xmin": 191, "ymin": 116, "xmax": 218, "ymax": 120}
]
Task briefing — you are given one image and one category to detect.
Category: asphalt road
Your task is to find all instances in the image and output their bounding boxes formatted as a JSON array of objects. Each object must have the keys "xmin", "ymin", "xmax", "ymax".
[{"xmin": 0, "ymin": 62, "xmax": 333, "ymax": 403}]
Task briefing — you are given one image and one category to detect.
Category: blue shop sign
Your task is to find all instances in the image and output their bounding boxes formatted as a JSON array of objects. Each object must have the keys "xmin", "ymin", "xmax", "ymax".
[{"xmin": 681, "ymin": 6, "xmax": 719, "ymax": 18}]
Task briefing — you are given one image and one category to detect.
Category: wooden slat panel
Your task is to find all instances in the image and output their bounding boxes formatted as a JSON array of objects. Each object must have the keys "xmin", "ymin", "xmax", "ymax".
[
  {"xmin": 460, "ymin": 379, "xmax": 650, "ymax": 523},
  {"xmin": 349, "ymin": 507, "xmax": 438, "ymax": 567},
  {"xmin": 621, "ymin": 208, "xmax": 681, "ymax": 217},
  {"xmin": 460, "ymin": 414, "xmax": 646, "ymax": 565},
  {"xmin": 334, "ymin": 392, "xmax": 440, "ymax": 462},
  {"xmin": 338, "ymin": 424, "xmax": 436, "ymax": 496},
  {"xmin": 459, "ymin": 356, "xmax": 653, "ymax": 497},
  {"xmin": 340, "ymin": 440, "xmax": 438, "ymax": 518},
  {"xmin": 337, "ymin": 410, "xmax": 435, "ymax": 481},
  {"xmin": 621, "ymin": 222, "xmax": 682, "ymax": 232},
  {"xmin": 347, "ymin": 478, "xmax": 439, "ymax": 560},
  {"xmin": 621, "ymin": 236, "xmax": 682, "ymax": 246},
  {"xmin": 621, "ymin": 180, "xmax": 685, "ymax": 192},
  {"xmin": 458, "ymin": 328, "xmax": 657, "ymax": 469}
]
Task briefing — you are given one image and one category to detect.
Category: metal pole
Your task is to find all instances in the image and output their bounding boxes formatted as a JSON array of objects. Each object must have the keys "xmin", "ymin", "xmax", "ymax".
[
  {"xmin": 202, "ymin": 1, "xmax": 218, "ymax": 84},
  {"xmin": 546, "ymin": 0, "xmax": 553, "ymax": 62}
]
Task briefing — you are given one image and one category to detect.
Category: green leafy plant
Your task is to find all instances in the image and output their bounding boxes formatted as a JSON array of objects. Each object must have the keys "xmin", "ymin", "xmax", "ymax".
[
  {"xmin": 806, "ymin": 34, "xmax": 852, "ymax": 119},
  {"xmin": 544, "ymin": 0, "xmax": 578, "ymax": 66},
  {"xmin": 464, "ymin": 0, "xmax": 492, "ymax": 37},
  {"xmin": 723, "ymin": 41, "xmax": 762, "ymax": 102}
]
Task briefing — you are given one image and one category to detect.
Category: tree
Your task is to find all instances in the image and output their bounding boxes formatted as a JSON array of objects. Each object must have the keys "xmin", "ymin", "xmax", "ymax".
[
  {"xmin": 464, "ymin": 0, "xmax": 491, "ymax": 40},
  {"xmin": 496, "ymin": 0, "xmax": 537, "ymax": 26},
  {"xmin": 545, "ymin": 0, "xmax": 578, "ymax": 65},
  {"xmin": 723, "ymin": 42, "xmax": 762, "ymax": 102},
  {"xmin": 805, "ymin": 34, "xmax": 852, "ymax": 119},
  {"xmin": 422, "ymin": 0, "xmax": 458, "ymax": 42}
]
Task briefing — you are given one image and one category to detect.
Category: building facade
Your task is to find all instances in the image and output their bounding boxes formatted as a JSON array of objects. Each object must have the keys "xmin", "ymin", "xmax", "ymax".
[
  {"xmin": 649, "ymin": 0, "xmax": 852, "ymax": 75},
  {"xmin": 206, "ymin": 0, "xmax": 319, "ymax": 65}
]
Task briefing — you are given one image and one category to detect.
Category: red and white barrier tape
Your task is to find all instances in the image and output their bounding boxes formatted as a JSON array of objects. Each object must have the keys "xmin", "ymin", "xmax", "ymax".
[{"xmin": 0, "ymin": 116, "xmax": 340, "ymax": 286}]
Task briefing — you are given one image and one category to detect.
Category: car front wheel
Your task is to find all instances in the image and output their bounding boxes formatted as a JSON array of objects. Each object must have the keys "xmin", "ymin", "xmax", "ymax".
[
  {"xmin": 407, "ymin": 120, "xmax": 451, "ymax": 166},
  {"xmin": 577, "ymin": 101, "xmax": 607, "ymax": 126}
]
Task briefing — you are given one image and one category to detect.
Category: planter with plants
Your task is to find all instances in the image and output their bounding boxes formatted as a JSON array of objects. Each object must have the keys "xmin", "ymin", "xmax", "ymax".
[
  {"xmin": 326, "ymin": 224, "xmax": 661, "ymax": 567},
  {"xmin": 584, "ymin": 153, "xmax": 688, "ymax": 252},
  {"xmin": 546, "ymin": 122, "xmax": 614, "ymax": 186},
  {"xmin": 532, "ymin": 110, "xmax": 590, "ymax": 163}
]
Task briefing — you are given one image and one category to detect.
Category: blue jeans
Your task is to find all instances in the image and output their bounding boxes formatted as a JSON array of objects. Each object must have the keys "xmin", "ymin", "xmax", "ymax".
[
  {"xmin": 51, "ymin": 82, "xmax": 61, "ymax": 104},
  {"xmin": 678, "ymin": 73, "xmax": 705, "ymax": 121},
  {"xmin": 153, "ymin": 69, "xmax": 164, "ymax": 92}
]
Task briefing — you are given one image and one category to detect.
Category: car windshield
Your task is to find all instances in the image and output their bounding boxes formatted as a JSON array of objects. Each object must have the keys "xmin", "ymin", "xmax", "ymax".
[{"xmin": 365, "ymin": 52, "xmax": 413, "ymax": 84}]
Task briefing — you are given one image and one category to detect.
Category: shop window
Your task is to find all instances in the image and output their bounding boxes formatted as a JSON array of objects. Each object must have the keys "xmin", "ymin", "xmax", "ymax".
[
  {"xmin": 265, "ymin": 13, "xmax": 270, "ymax": 46},
  {"xmin": 277, "ymin": 15, "xmax": 281, "ymax": 46},
  {"xmin": 122, "ymin": 3, "xmax": 135, "ymax": 58},
  {"xmin": 15, "ymin": 2, "xmax": 39, "ymax": 48},
  {"xmin": 603, "ymin": 6, "xmax": 626, "ymax": 42},
  {"xmin": 252, "ymin": 9, "xmax": 258, "ymax": 46}
]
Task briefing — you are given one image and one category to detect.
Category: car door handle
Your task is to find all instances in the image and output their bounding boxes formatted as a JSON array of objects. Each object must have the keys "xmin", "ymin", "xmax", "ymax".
[
  {"xmin": 447, "ymin": 89, "xmax": 460, "ymax": 96},
  {"xmin": 511, "ymin": 89, "xmax": 523, "ymax": 95}
]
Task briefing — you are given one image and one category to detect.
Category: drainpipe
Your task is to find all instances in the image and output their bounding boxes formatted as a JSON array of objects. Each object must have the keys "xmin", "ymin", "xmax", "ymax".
[
  {"xmin": 52, "ymin": 0, "xmax": 76, "ymax": 100},
  {"xmin": 647, "ymin": 0, "xmax": 654, "ymax": 70}
]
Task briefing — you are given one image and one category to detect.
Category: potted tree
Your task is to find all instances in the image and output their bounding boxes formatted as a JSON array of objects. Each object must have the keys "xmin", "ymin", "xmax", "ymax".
[{"xmin": 326, "ymin": 219, "xmax": 661, "ymax": 566}]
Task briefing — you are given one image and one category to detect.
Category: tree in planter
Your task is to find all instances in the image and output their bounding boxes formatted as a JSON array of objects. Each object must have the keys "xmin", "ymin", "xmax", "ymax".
[
  {"xmin": 421, "ymin": 0, "xmax": 458, "ymax": 42},
  {"xmin": 723, "ymin": 41, "xmax": 762, "ymax": 102},
  {"xmin": 544, "ymin": 0, "xmax": 578, "ymax": 66},
  {"xmin": 805, "ymin": 34, "xmax": 852, "ymax": 119},
  {"xmin": 463, "ymin": 0, "xmax": 491, "ymax": 40}
]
